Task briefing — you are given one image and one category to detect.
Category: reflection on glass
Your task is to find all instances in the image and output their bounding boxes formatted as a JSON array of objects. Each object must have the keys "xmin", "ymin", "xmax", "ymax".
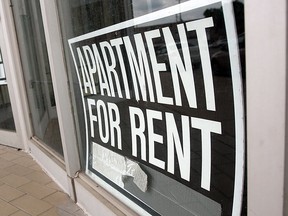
[
  {"xmin": 57, "ymin": 0, "xmax": 245, "ymax": 215},
  {"xmin": 0, "ymin": 85, "xmax": 16, "ymax": 131},
  {"xmin": 11, "ymin": 0, "xmax": 63, "ymax": 157},
  {"xmin": 0, "ymin": 49, "xmax": 16, "ymax": 131},
  {"xmin": 0, "ymin": 50, "xmax": 6, "ymax": 82}
]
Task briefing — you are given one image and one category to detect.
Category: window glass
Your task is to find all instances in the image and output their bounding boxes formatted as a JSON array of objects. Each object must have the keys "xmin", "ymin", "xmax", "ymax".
[
  {"xmin": 57, "ymin": 0, "xmax": 246, "ymax": 215},
  {"xmin": 0, "ymin": 49, "xmax": 16, "ymax": 131},
  {"xmin": 11, "ymin": 0, "xmax": 63, "ymax": 157}
]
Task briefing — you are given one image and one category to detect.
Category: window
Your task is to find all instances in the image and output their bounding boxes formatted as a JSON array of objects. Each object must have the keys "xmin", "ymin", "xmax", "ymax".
[
  {"xmin": 57, "ymin": 0, "xmax": 246, "ymax": 215},
  {"xmin": 0, "ymin": 49, "xmax": 16, "ymax": 131},
  {"xmin": 11, "ymin": 0, "xmax": 63, "ymax": 157}
]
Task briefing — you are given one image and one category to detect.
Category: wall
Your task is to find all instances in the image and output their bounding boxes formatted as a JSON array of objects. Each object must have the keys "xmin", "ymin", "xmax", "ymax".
[{"xmin": 246, "ymin": 0, "xmax": 288, "ymax": 215}]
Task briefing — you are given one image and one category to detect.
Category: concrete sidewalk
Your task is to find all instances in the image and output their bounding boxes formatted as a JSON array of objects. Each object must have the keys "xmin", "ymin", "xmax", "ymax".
[{"xmin": 0, "ymin": 144, "xmax": 87, "ymax": 216}]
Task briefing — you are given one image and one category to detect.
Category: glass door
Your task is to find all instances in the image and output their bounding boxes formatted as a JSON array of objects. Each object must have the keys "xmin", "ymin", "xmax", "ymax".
[
  {"xmin": 0, "ymin": 25, "xmax": 22, "ymax": 149},
  {"xmin": 0, "ymin": 52, "xmax": 15, "ymax": 132},
  {"xmin": 11, "ymin": 0, "xmax": 64, "ymax": 157}
]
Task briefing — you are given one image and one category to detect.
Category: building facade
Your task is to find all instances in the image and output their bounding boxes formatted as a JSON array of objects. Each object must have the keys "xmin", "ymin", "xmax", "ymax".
[{"xmin": 0, "ymin": 0, "xmax": 286, "ymax": 215}]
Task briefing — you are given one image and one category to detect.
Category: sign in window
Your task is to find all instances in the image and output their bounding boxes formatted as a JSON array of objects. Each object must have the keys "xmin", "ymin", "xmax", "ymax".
[{"xmin": 66, "ymin": 0, "xmax": 245, "ymax": 215}]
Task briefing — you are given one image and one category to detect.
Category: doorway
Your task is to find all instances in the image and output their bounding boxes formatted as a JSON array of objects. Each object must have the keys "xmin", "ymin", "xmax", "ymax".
[
  {"xmin": 11, "ymin": 0, "xmax": 63, "ymax": 157},
  {"xmin": 0, "ymin": 26, "xmax": 22, "ymax": 149}
]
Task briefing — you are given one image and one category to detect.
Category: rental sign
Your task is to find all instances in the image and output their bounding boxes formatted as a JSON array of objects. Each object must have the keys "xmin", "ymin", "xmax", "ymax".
[{"xmin": 68, "ymin": 0, "xmax": 245, "ymax": 215}]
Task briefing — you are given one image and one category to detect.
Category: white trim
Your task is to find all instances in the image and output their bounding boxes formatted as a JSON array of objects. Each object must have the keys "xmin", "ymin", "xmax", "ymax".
[
  {"xmin": 0, "ymin": 0, "xmax": 33, "ymax": 150},
  {"xmin": 246, "ymin": 0, "xmax": 287, "ymax": 215},
  {"xmin": 0, "ymin": 130, "xmax": 20, "ymax": 148},
  {"xmin": 39, "ymin": 0, "xmax": 81, "ymax": 179},
  {"xmin": 28, "ymin": 140, "xmax": 70, "ymax": 193},
  {"xmin": 0, "ymin": 80, "xmax": 7, "ymax": 85}
]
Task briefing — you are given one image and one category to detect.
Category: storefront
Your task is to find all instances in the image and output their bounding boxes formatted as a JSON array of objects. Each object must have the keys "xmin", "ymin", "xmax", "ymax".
[{"xmin": 0, "ymin": 0, "xmax": 286, "ymax": 215}]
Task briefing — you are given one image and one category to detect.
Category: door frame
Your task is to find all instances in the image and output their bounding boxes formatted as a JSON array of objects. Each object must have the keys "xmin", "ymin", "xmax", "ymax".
[
  {"xmin": 11, "ymin": 0, "xmax": 51, "ymax": 139},
  {"xmin": 0, "ymin": 18, "xmax": 21, "ymax": 149},
  {"xmin": 0, "ymin": 0, "xmax": 33, "ymax": 150},
  {"xmin": 0, "ymin": 0, "xmax": 74, "ymax": 198}
]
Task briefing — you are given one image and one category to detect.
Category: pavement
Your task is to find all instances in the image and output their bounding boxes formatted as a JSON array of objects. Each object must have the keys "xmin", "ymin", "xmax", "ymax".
[{"xmin": 0, "ymin": 144, "xmax": 87, "ymax": 216}]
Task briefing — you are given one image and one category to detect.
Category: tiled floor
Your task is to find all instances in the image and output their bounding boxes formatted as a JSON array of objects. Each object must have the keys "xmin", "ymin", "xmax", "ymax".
[{"xmin": 0, "ymin": 144, "xmax": 87, "ymax": 216}]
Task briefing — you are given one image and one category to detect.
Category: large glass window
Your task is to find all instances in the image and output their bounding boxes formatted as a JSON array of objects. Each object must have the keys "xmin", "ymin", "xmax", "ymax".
[
  {"xmin": 11, "ymin": 0, "xmax": 63, "ymax": 157},
  {"xmin": 58, "ymin": 0, "xmax": 245, "ymax": 215},
  {"xmin": 0, "ymin": 49, "xmax": 16, "ymax": 131}
]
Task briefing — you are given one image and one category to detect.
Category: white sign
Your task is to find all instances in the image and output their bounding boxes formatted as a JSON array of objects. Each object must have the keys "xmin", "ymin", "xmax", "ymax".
[{"xmin": 68, "ymin": 0, "xmax": 245, "ymax": 215}]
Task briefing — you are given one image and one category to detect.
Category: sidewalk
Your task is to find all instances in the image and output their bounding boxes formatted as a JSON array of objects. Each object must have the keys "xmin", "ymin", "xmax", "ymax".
[{"xmin": 0, "ymin": 144, "xmax": 87, "ymax": 216}]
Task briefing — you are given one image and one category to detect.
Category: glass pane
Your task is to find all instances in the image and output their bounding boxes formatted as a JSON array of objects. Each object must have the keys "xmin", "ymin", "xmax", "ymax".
[
  {"xmin": 11, "ymin": 0, "xmax": 63, "ymax": 157},
  {"xmin": 58, "ymin": 0, "xmax": 246, "ymax": 215},
  {"xmin": 0, "ymin": 48, "xmax": 16, "ymax": 131}
]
